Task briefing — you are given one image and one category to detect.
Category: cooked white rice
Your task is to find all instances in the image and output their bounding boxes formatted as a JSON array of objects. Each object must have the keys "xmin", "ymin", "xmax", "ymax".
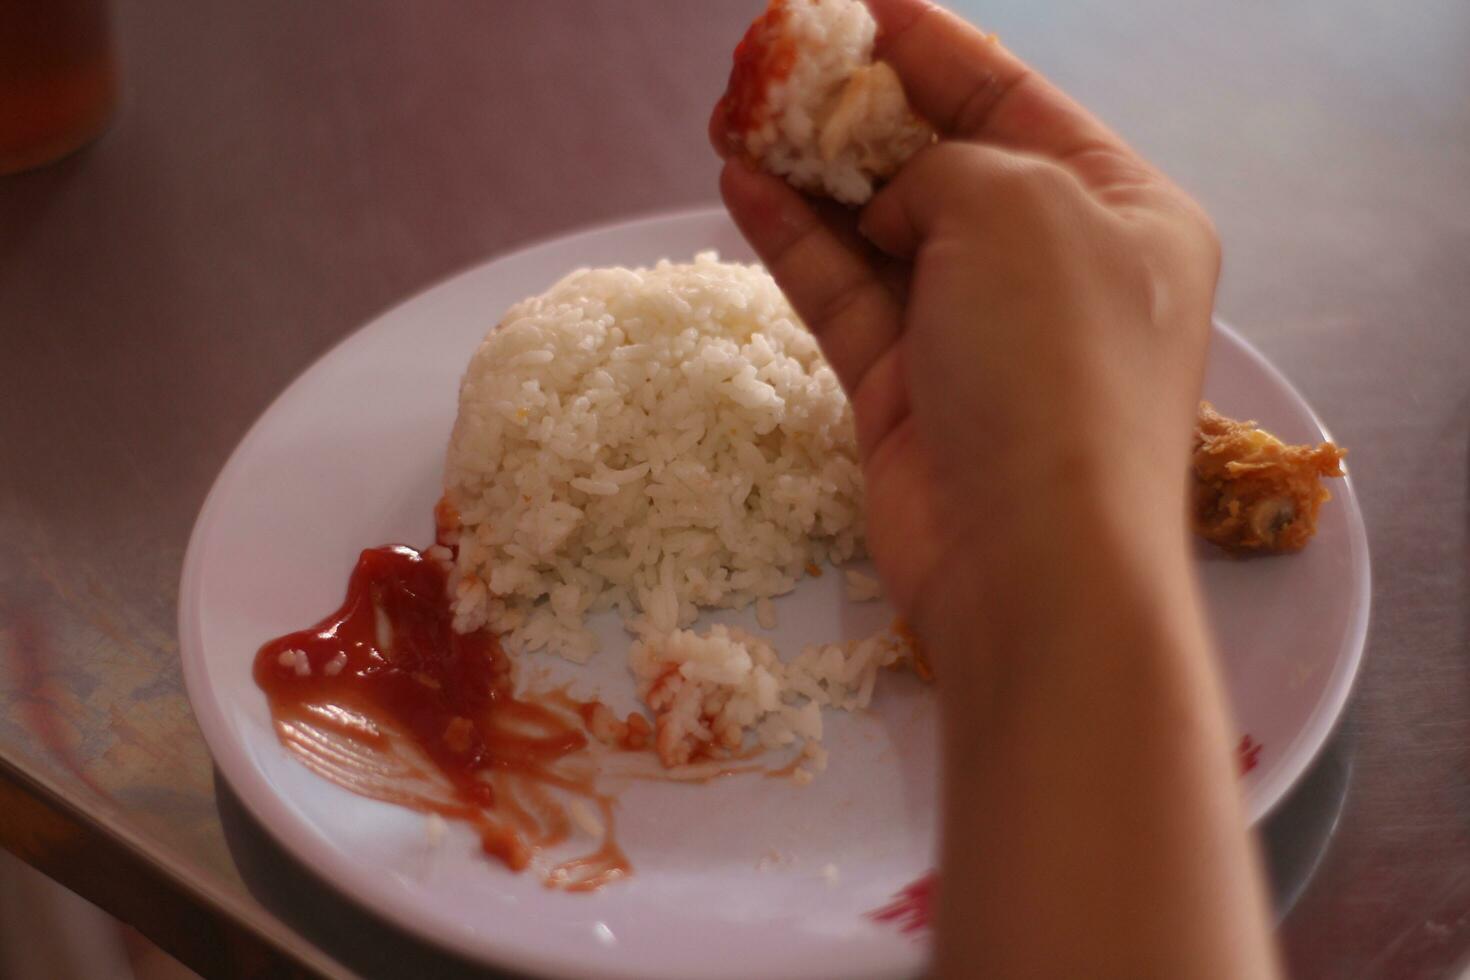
[
  {"xmin": 755, "ymin": 596, "xmax": 778, "ymax": 629},
  {"xmin": 843, "ymin": 568, "xmax": 883, "ymax": 602},
  {"xmin": 443, "ymin": 253, "xmax": 865, "ymax": 662},
  {"xmin": 723, "ymin": 0, "xmax": 933, "ymax": 204},
  {"xmin": 629, "ymin": 622, "xmax": 913, "ymax": 770}
]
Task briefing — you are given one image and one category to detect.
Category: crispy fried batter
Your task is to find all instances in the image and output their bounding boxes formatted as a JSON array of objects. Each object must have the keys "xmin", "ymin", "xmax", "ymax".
[{"xmin": 1191, "ymin": 402, "xmax": 1346, "ymax": 553}]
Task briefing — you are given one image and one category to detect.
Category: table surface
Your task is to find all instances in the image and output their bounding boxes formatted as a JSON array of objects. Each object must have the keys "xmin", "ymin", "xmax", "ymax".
[{"xmin": 2, "ymin": 1, "xmax": 1467, "ymax": 977}]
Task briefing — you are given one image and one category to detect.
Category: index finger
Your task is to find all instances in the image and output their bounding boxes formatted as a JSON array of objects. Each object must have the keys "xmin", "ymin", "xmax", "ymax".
[{"xmin": 866, "ymin": 0, "xmax": 1125, "ymax": 161}]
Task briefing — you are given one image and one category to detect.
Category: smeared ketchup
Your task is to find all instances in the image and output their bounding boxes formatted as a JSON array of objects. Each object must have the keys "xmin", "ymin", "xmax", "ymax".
[
  {"xmin": 254, "ymin": 544, "xmax": 629, "ymax": 889},
  {"xmin": 716, "ymin": 1, "xmax": 796, "ymax": 142}
]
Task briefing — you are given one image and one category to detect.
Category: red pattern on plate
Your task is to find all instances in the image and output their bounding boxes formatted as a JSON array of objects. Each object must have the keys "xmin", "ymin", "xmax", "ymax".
[
  {"xmin": 1238, "ymin": 734, "xmax": 1263, "ymax": 774},
  {"xmin": 870, "ymin": 735, "xmax": 1264, "ymax": 933},
  {"xmin": 868, "ymin": 873, "xmax": 936, "ymax": 935}
]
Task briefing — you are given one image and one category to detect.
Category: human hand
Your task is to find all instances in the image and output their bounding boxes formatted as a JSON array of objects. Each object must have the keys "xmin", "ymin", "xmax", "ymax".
[
  {"xmin": 714, "ymin": 0, "xmax": 1220, "ymax": 646},
  {"xmin": 716, "ymin": 12, "xmax": 1281, "ymax": 974}
]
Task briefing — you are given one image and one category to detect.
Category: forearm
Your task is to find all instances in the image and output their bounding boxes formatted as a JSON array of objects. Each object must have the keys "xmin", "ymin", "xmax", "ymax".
[{"xmin": 928, "ymin": 497, "xmax": 1280, "ymax": 979}]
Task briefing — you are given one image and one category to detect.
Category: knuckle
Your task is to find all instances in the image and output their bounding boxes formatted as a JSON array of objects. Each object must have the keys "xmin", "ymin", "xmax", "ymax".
[
  {"xmin": 916, "ymin": 143, "xmax": 1062, "ymax": 199},
  {"xmin": 810, "ymin": 275, "xmax": 878, "ymax": 333},
  {"xmin": 905, "ymin": 139, "xmax": 977, "ymax": 180},
  {"xmin": 1173, "ymin": 199, "xmax": 1222, "ymax": 271},
  {"xmin": 951, "ymin": 67, "xmax": 1034, "ymax": 137},
  {"xmin": 1023, "ymin": 162, "xmax": 1079, "ymax": 203},
  {"xmin": 765, "ymin": 213, "xmax": 822, "ymax": 273},
  {"xmin": 1195, "ymin": 209, "xmax": 1223, "ymax": 264}
]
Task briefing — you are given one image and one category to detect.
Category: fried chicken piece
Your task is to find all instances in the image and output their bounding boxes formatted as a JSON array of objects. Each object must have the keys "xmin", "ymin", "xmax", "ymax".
[{"xmin": 1191, "ymin": 403, "xmax": 1346, "ymax": 553}]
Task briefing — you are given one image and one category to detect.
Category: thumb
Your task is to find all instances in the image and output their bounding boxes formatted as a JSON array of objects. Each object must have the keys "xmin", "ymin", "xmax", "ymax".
[{"xmin": 859, "ymin": 141, "xmax": 1059, "ymax": 258}]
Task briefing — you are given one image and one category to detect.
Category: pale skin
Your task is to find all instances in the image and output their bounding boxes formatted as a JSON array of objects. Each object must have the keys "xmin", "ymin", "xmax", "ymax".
[{"xmin": 713, "ymin": 0, "xmax": 1281, "ymax": 976}]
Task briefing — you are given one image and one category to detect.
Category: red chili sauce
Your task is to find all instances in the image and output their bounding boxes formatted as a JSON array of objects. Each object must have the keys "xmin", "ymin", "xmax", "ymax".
[
  {"xmin": 716, "ymin": 1, "xmax": 796, "ymax": 144},
  {"xmin": 254, "ymin": 544, "xmax": 629, "ymax": 890}
]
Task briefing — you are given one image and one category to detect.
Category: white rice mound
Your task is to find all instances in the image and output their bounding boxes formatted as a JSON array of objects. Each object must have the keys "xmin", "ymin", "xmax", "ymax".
[
  {"xmin": 724, "ymin": 0, "xmax": 933, "ymax": 205},
  {"xmin": 443, "ymin": 252, "xmax": 865, "ymax": 663},
  {"xmin": 630, "ymin": 622, "xmax": 913, "ymax": 773}
]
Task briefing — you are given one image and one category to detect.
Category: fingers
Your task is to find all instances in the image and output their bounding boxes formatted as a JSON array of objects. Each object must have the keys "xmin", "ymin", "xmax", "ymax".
[
  {"xmin": 719, "ymin": 160, "xmax": 904, "ymax": 404},
  {"xmin": 858, "ymin": 141, "xmax": 1019, "ymax": 258},
  {"xmin": 847, "ymin": 341, "xmax": 911, "ymax": 458},
  {"xmin": 709, "ymin": 99, "xmax": 731, "ymax": 159},
  {"xmin": 865, "ymin": 0, "xmax": 1123, "ymax": 161}
]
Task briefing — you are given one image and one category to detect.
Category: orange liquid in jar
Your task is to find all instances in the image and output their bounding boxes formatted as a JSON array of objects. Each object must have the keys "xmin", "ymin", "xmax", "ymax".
[{"xmin": 0, "ymin": 0, "xmax": 117, "ymax": 175}]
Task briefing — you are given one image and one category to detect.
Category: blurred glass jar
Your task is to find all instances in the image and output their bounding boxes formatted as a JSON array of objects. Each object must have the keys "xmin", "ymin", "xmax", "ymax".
[{"xmin": 0, "ymin": 0, "xmax": 118, "ymax": 176}]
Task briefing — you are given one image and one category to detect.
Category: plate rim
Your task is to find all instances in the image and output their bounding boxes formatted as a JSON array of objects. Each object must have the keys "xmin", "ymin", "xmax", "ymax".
[
  {"xmin": 1209, "ymin": 320, "xmax": 1372, "ymax": 823},
  {"xmin": 178, "ymin": 203, "xmax": 1371, "ymax": 977}
]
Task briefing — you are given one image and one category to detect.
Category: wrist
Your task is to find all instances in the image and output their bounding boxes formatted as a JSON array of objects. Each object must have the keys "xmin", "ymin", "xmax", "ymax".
[{"xmin": 912, "ymin": 477, "xmax": 1202, "ymax": 682}]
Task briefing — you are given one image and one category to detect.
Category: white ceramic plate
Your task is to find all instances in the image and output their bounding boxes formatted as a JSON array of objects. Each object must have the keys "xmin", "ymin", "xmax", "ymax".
[{"xmin": 180, "ymin": 207, "xmax": 1370, "ymax": 980}]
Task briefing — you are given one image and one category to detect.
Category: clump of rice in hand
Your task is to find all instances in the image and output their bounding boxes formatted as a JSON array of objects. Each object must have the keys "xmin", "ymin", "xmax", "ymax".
[
  {"xmin": 443, "ymin": 253, "xmax": 865, "ymax": 662},
  {"xmin": 717, "ymin": 0, "xmax": 933, "ymax": 205}
]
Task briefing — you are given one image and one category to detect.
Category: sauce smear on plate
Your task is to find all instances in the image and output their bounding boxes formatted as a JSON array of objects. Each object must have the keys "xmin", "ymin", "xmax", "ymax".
[{"xmin": 254, "ymin": 544, "xmax": 629, "ymax": 889}]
